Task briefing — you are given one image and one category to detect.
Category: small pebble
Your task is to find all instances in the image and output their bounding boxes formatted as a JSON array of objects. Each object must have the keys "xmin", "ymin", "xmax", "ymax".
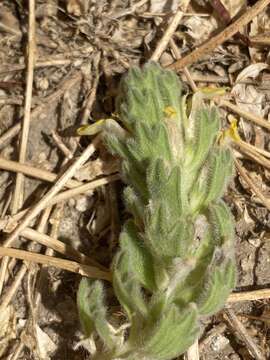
[{"xmin": 210, "ymin": 334, "xmax": 229, "ymax": 352}]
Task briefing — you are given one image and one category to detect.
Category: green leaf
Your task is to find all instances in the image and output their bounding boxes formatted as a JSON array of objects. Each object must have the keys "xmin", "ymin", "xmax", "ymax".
[
  {"xmin": 146, "ymin": 204, "xmax": 193, "ymax": 260},
  {"xmin": 123, "ymin": 186, "xmax": 144, "ymax": 225},
  {"xmin": 197, "ymin": 260, "xmax": 236, "ymax": 315},
  {"xmin": 208, "ymin": 201, "xmax": 235, "ymax": 247},
  {"xmin": 147, "ymin": 163, "xmax": 187, "ymax": 221},
  {"xmin": 113, "ymin": 251, "xmax": 148, "ymax": 320},
  {"xmin": 185, "ymin": 107, "xmax": 220, "ymax": 173},
  {"xmin": 120, "ymin": 220, "xmax": 156, "ymax": 291},
  {"xmin": 122, "ymin": 160, "xmax": 149, "ymax": 204},
  {"xmin": 146, "ymin": 158, "xmax": 168, "ymax": 196},
  {"xmin": 141, "ymin": 304, "xmax": 199, "ymax": 360},
  {"xmin": 204, "ymin": 148, "xmax": 233, "ymax": 206},
  {"xmin": 77, "ymin": 279, "xmax": 117, "ymax": 350},
  {"xmin": 77, "ymin": 278, "xmax": 101, "ymax": 337}
]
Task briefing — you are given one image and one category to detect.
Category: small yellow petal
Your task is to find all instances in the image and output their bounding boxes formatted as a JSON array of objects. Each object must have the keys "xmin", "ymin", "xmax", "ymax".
[
  {"xmin": 218, "ymin": 116, "xmax": 241, "ymax": 145},
  {"xmin": 163, "ymin": 106, "xmax": 177, "ymax": 119},
  {"xmin": 227, "ymin": 116, "xmax": 241, "ymax": 142}
]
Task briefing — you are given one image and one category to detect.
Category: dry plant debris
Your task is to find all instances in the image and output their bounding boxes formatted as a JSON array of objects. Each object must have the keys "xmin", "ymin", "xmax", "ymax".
[{"xmin": 0, "ymin": 0, "xmax": 270, "ymax": 359}]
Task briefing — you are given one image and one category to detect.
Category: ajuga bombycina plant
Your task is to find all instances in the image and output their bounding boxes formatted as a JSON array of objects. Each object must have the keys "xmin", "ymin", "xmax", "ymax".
[{"xmin": 77, "ymin": 62, "xmax": 236, "ymax": 360}]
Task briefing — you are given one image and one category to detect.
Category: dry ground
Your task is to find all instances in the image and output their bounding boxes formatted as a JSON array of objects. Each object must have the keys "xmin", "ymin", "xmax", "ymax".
[{"xmin": 0, "ymin": 0, "xmax": 270, "ymax": 359}]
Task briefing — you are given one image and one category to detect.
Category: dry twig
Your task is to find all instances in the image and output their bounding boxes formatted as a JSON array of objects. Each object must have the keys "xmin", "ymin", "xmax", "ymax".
[
  {"xmin": 219, "ymin": 99, "xmax": 270, "ymax": 132},
  {"xmin": 185, "ymin": 340, "xmax": 200, "ymax": 360},
  {"xmin": 224, "ymin": 308, "xmax": 266, "ymax": 360},
  {"xmin": 168, "ymin": 0, "xmax": 270, "ymax": 71},
  {"xmin": 0, "ymin": 247, "xmax": 111, "ymax": 281},
  {"xmin": 11, "ymin": 0, "xmax": 36, "ymax": 213},
  {"xmin": 51, "ymin": 131, "xmax": 73, "ymax": 159},
  {"xmin": 151, "ymin": 5, "xmax": 189, "ymax": 62},
  {"xmin": 0, "ymin": 0, "xmax": 36, "ymax": 296},
  {"xmin": 81, "ymin": 53, "xmax": 101, "ymax": 124},
  {"xmin": 234, "ymin": 158, "xmax": 270, "ymax": 210},
  {"xmin": 19, "ymin": 227, "xmax": 103, "ymax": 268},
  {"xmin": 2, "ymin": 135, "xmax": 101, "ymax": 249},
  {"xmin": 7, "ymin": 207, "xmax": 61, "ymax": 358},
  {"xmin": 0, "ymin": 262, "xmax": 28, "ymax": 313},
  {"xmin": 169, "ymin": 39, "xmax": 197, "ymax": 92},
  {"xmin": 0, "ymin": 59, "xmax": 71, "ymax": 74},
  {"xmin": 0, "ymin": 156, "xmax": 82, "ymax": 188},
  {"xmin": 239, "ymin": 147, "xmax": 270, "ymax": 170},
  {"xmin": 237, "ymin": 140, "xmax": 270, "ymax": 160},
  {"xmin": 0, "ymin": 21, "xmax": 21, "ymax": 37},
  {"xmin": 0, "ymin": 174, "xmax": 120, "ymax": 232},
  {"xmin": 0, "ymin": 208, "xmax": 51, "ymax": 313},
  {"xmin": 228, "ymin": 288, "xmax": 270, "ymax": 303}
]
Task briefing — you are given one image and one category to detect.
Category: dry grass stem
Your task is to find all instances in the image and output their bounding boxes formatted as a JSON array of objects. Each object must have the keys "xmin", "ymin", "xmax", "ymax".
[
  {"xmin": 250, "ymin": 35, "xmax": 270, "ymax": 46},
  {"xmin": 8, "ymin": 206, "xmax": 63, "ymax": 359},
  {"xmin": 51, "ymin": 131, "xmax": 73, "ymax": 159},
  {"xmin": 169, "ymin": 38, "xmax": 198, "ymax": 92},
  {"xmin": 9, "ymin": 342, "xmax": 24, "ymax": 360},
  {"xmin": 11, "ymin": 0, "xmax": 36, "ymax": 214},
  {"xmin": 181, "ymin": 74, "xmax": 258, "ymax": 85},
  {"xmin": 0, "ymin": 156, "xmax": 83, "ymax": 188},
  {"xmin": 39, "ymin": 173, "xmax": 119, "ymax": 209},
  {"xmin": 185, "ymin": 339, "xmax": 200, "ymax": 360},
  {"xmin": 0, "ymin": 263, "xmax": 28, "ymax": 313},
  {"xmin": 81, "ymin": 55, "xmax": 100, "ymax": 124},
  {"xmin": 81, "ymin": 76, "xmax": 99, "ymax": 125},
  {"xmin": 151, "ymin": 6, "xmax": 189, "ymax": 62},
  {"xmin": 0, "ymin": 96, "xmax": 23, "ymax": 105},
  {"xmin": 0, "ymin": 21, "xmax": 21, "ymax": 37},
  {"xmin": 0, "ymin": 0, "xmax": 36, "ymax": 298},
  {"xmin": 20, "ymin": 227, "xmax": 106, "ymax": 269},
  {"xmin": 0, "ymin": 247, "xmax": 111, "ymax": 281},
  {"xmin": 228, "ymin": 288, "xmax": 270, "ymax": 302},
  {"xmin": 240, "ymin": 313, "xmax": 270, "ymax": 323},
  {"xmin": 238, "ymin": 140, "xmax": 270, "ymax": 159},
  {"xmin": 0, "ymin": 208, "xmax": 51, "ymax": 315},
  {"xmin": 168, "ymin": 0, "xmax": 270, "ymax": 71},
  {"xmin": 224, "ymin": 308, "xmax": 266, "ymax": 360},
  {"xmin": 233, "ymin": 142, "xmax": 270, "ymax": 170},
  {"xmin": 219, "ymin": 99, "xmax": 270, "ymax": 131},
  {"xmin": 3, "ymin": 135, "xmax": 101, "ymax": 248},
  {"xmin": 0, "ymin": 59, "xmax": 72, "ymax": 74},
  {"xmin": 0, "ymin": 257, "xmax": 9, "ymax": 295},
  {"xmin": 234, "ymin": 158, "xmax": 270, "ymax": 210},
  {"xmin": 0, "ymin": 174, "xmax": 120, "ymax": 232},
  {"xmin": 183, "ymin": 73, "xmax": 230, "ymax": 84}
]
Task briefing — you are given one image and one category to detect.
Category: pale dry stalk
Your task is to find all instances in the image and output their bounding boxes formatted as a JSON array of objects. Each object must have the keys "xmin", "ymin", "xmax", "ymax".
[
  {"xmin": 0, "ymin": 247, "xmax": 111, "ymax": 281},
  {"xmin": 151, "ymin": 8, "xmax": 186, "ymax": 62},
  {"xmin": 168, "ymin": 0, "xmax": 270, "ymax": 71},
  {"xmin": 2, "ymin": 135, "xmax": 101, "ymax": 249},
  {"xmin": 0, "ymin": 0, "xmax": 36, "ymax": 296},
  {"xmin": 224, "ymin": 308, "xmax": 265, "ymax": 360},
  {"xmin": 0, "ymin": 174, "xmax": 120, "ymax": 232}
]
